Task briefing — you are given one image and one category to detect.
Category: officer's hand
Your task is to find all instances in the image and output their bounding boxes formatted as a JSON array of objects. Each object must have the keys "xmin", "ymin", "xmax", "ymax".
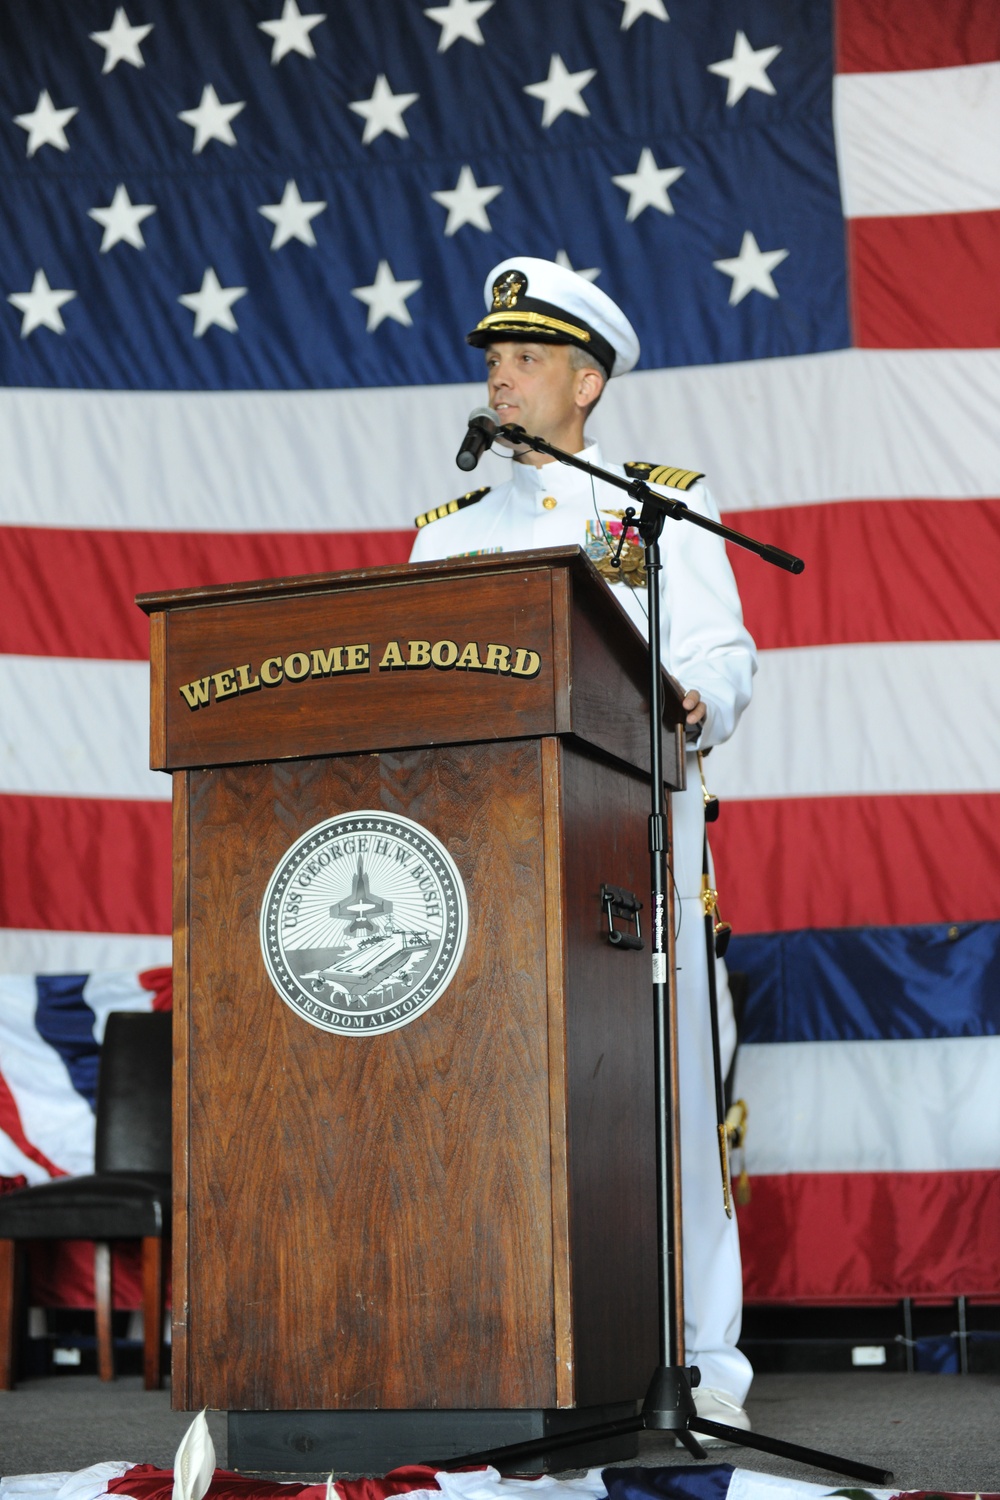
[{"xmin": 682, "ymin": 688, "xmax": 707, "ymax": 737}]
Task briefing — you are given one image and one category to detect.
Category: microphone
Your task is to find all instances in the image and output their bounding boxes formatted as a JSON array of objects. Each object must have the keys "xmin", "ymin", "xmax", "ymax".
[{"xmin": 456, "ymin": 407, "xmax": 499, "ymax": 472}]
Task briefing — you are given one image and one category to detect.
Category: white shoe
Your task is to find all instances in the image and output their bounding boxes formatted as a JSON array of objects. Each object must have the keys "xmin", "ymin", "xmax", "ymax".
[{"xmin": 691, "ymin": 1386, "xmax": 751, "ymax": 1445}]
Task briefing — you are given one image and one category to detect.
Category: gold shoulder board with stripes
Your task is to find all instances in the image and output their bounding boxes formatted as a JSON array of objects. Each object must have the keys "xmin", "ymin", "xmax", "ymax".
[
  {"xmin": 414, "ymin": 485, "xmax": 491, "ymax": 529},
  {"xmin": 624, "ymin": 461, "xmax": 704, "ymax": 492}
]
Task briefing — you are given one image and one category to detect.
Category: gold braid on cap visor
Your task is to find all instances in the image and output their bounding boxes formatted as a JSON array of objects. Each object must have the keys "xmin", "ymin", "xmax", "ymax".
[{"xmin": 473, "ymin": 309, "xmax": 593, "ymax": 343}]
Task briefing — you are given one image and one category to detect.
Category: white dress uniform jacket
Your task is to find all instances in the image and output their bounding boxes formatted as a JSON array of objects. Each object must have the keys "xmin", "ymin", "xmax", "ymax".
[{"xmin": 410, "ymin": 441, "xmax": 757, "ymax": 1403}]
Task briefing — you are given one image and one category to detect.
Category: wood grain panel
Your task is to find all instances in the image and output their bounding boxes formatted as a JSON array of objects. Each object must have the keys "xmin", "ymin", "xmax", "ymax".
[
  {"xmin": 549, "ymin": 567, "xmax": 573, "ymax": 736},
  {"xmin": 559, "ymin": 743, "xmax": 659, "ymax": 1407},
  {"xmin": 183, "ymin": 744, "xmax": 558, "ymax": 1411},
  {"xmin": 569, "ymin": 571, "xmax": 686, "ymax": 792},
  {"xmin": 540, "ymin": 738, "xmax": 573, "ymax": 1408}
]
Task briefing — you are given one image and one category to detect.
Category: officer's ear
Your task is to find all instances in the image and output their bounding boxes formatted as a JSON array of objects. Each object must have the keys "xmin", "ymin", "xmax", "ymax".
[{"xmin": 574, "ymin": 364, "xmax": 605, "ymax": 411}]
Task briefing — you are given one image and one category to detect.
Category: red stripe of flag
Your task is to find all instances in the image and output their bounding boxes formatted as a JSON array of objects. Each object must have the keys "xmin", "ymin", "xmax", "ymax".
[
  {"xmin": 739, "ymin": 1170, "xmax": 1000, "ymax": 1302},
  {"xmin": 140, "ymin": 966, "xmax": 173, "ymax": 1010},
  {"xmin": 5, "ymin": 501, "xmax": 999, "ymax": 660},
  {"xmin": 0, "ymin": 795, "xmax": 171, "ymax": 935},
  {"xmin": 713, "ymin": 792, "xmax": 1000, "ymax": 933},
  {"xmin": 836, "ymin": 0, "xmax": 1000, "ymax": 73},
  {"xmin": 849, "ymin": 212, "xmax": 1000, "ymax": 350},
  {"xmin": 724, "ymin": 499, "xmax": 1000, "ymax": 651},
  {"xmin": 0, "ymin": 526, "xmax": 415, "ymax": 660}
]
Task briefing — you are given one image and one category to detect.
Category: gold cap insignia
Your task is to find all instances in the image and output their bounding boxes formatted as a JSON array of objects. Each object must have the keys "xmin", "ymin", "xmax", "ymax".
[{"xmin": 492, "ymin": 270, "xmax": 527, "ymax": 310}]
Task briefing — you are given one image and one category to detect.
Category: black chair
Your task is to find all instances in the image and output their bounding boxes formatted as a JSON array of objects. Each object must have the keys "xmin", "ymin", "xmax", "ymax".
[{"xmin": 0, "ymin": 1009, "xmax": 172, "ymax": 1389}]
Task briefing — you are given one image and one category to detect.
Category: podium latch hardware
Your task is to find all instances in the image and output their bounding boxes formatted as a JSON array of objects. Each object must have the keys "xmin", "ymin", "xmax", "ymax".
[{"xmin": 601, "ymin": 884, "xmax": 644, "ymax": 951}]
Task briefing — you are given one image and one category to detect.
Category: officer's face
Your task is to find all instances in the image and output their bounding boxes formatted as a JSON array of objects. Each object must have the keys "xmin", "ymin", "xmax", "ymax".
[{"xmin": 484, "ymin": 342, "xmax": 600, "ymax": 453}]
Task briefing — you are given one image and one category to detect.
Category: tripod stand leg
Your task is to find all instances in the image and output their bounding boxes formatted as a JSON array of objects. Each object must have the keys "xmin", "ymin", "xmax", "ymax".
[{"xmin": 689, "ymin": 1418, "xmax": 893, "ymax": 1486}]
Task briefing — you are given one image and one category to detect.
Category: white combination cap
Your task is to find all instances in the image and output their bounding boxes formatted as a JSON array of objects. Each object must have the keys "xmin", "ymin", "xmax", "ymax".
[{"xmin": 466, "ymin": 255, "xmax": 640, "ymax": 378}]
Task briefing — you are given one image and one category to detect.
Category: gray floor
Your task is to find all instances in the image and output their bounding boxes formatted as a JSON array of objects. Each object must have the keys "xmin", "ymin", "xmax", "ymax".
[{"xmin": 1, "ymin": 1373, "xmax": 999, "ymax": 1491}]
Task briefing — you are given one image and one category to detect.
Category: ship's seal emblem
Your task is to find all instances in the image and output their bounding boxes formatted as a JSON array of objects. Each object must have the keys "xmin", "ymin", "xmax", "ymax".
[{"xmin": 259, "ymin": 812, "xmax": 469, "ymax": 1037}]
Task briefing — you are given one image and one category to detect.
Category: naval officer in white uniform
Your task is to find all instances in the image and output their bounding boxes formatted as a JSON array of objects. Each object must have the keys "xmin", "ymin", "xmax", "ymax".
[{"xmin": 410, "ymin": 256, "xmax": 757, "ymax": 1429}]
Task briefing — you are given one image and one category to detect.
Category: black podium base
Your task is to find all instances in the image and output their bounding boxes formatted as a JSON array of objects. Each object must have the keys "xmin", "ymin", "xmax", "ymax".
[{"xmin": 228, "ymin": 1403, "xmax": 640, "ymax": 1476}]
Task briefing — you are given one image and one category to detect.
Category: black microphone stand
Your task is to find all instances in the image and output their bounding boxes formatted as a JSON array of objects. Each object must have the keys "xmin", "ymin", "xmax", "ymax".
[{"xmin": 426, "ymin": 427, "xmax": 892, "ymax": 1487}]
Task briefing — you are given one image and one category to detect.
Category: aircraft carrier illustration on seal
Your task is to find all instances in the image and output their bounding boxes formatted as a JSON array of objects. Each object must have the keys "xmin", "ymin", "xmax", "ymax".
[{"xmin": 295, "ymin": 855, "xmax": 432, "ymax": 1007}]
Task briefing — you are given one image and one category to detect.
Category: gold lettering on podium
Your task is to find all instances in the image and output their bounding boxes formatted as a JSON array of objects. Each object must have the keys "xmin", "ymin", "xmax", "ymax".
[
  {"xmin": 177, "ymin": 635, "xmax": 543, "ymax": 709},
  {"xmin": 455, "ymin": 641, "xmax": 483, "ymax": 670},
  {"xmin": 483, "ymin": 643, "xmax": 511, "ymax": 674},
  {"xmin": 511, "ymin": 648, "xmax": 541, "ymax": 679},
  {"xmin": 178, "ymin": 677, "xmax": 211, "ymax": 710},
  {"xmin": 378, "ymin": 641, "xmax": 406, "ymax": 670},
  {"xmin": 430, "ymin": 640, "xmax": 458, "ymax": 667}
]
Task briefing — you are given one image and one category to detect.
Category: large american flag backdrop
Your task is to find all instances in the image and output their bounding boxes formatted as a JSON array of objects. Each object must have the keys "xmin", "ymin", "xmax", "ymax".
[{"xmin": 1, "ymin": 0, "xmax": 998, "ymax": 1310}]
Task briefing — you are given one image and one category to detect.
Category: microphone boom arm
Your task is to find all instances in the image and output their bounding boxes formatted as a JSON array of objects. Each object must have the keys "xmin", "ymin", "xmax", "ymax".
[{"xmin": 496, "ymin": 423, "xmax": 805, "ymax": 574}]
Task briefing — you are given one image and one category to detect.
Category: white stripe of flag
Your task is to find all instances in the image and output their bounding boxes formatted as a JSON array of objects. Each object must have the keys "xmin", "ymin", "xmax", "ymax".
[
  {"xmin": 835, "ymin": 61, "xmax": 1000, "ymax": 218},
  {"xmin": 735, "ymin": 1035, "xmax": 1000, "ymax": 1174}
]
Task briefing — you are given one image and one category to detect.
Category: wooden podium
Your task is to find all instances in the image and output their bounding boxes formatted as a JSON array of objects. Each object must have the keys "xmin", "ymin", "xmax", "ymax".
[{"xmin": 139, "ymin": 547, "xmax": 686, "ymax": 1471}]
